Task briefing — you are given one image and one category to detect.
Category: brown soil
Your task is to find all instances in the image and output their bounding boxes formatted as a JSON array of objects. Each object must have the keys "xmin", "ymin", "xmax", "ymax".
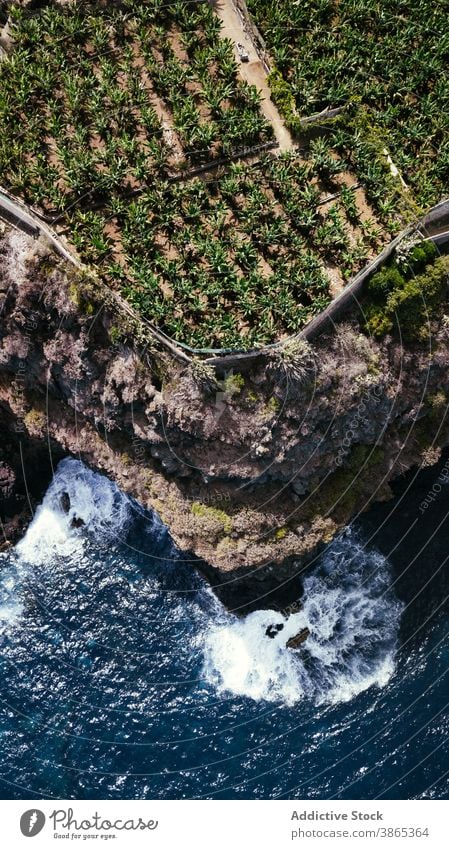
[
  {"xmin": 326, "ymin": 262, "xmax": 346, "ymax": 296},
  {"xmin": 213, "ymin": 0, "xmax": 294, "ymax": 152},
  {"xmin": 131, "ymin": 38, "xmax": 184, "ymax": 167}
]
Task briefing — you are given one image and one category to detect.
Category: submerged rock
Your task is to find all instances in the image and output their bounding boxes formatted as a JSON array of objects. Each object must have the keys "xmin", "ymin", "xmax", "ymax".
[
  {"xmin": 61, "ymin": 492, "xmax": 84, "ymax": 528},
  {"xmin": 70, "ymin": 516, "xmax": 85, "ymax": 529},
  {"xmin": 265, "ymin": 623, "xmax": 284, "ymax": 639}
]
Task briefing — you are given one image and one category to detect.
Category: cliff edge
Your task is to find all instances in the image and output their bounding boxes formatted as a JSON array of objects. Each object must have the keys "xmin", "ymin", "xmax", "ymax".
[{"xmin": 1, "ymin": 224, "xmax": 449, "ymax": 610}]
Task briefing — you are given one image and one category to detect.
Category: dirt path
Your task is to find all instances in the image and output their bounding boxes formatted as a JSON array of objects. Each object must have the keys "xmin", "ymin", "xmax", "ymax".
[{"xmin": 213, "ymin": 0, "xmax": 294, "ymax": 152}]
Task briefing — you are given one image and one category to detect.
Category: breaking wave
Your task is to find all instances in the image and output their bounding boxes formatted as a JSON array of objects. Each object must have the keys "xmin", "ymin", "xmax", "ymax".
[
  {"xmin": 203, "ymin": 532, "xmax": 403, "ymax": 706},
  {"xmin": 1, "ymin": 457, "xmax": 444, "ymax": 801},
  {"xmin": 16, "ymin": 457, "xmax": 131, "ymax": 565},
  {"xmin": 1, "ymin": 458, "xmax": 403, "ymax": 715},
  {"xmin": 0, "ymin": 557, "xmax": 24, "ymax": 633},
  {"xmin": 0, "ymin": 458, "xmax": 132, "ymax": 633}
]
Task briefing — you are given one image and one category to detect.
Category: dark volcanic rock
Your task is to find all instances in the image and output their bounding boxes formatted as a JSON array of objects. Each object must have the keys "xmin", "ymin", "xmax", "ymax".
[
  {"xmin": 266, "ymin": 623, "xmax": 284, "ymax": 638},
  {"xmin": 0, "ymin": 460, "xmax": 14, "ymax": 497},
  {"xmin": 286, "ymin": 627, "xmax": 310, "ymax": 649},
  {"xmin": 60, "ymin": 491, "xmax": 70, "ymax": 514},
  {"xmin": 1, "ymin": 227, "xmax": 449, "ymax": 610}
]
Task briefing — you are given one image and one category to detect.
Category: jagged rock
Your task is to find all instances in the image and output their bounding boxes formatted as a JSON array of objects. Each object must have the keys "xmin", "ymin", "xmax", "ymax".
[
  {"xmin": 70, "ymin": 516, "xmax": 85, "ymax": 529},
  {"xmin": 0, "ymin": 461, "xmax": 15, "ymax": 497},
  {"xmin": 60, "ymin": 491, "xmax": 70, "ymax": 514},
  {"xmin": 265, "ymin": 623, "xmax": 284, "ymax": 638},
  {"xmin": 0, "ymin": 225, "xmax": 449, "ymax": 611},
  {"xmin": 286, "ymin": 627, "xmax": 310, "ymax": 649}
]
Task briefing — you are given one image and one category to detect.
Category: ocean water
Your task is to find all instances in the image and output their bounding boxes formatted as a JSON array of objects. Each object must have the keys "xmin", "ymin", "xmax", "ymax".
[{"xmin": 0, "ymin": 457, "xmax": 448, "ymax": 800}]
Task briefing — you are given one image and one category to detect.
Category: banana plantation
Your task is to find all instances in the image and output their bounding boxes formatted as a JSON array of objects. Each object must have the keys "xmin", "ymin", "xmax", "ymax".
[
  {"xmin": 248, "ymin": 0, "xmax": 449, "ymax": 211},
  {"xmin": 97, "ymin": 152, "xmax": 385, "ymax": 348},
  {"xmin": 0, "ymin": 0, "xmax": 271, "ymax": 210},
  {"xmin": 0, "ymin": 0, "xmax": 389, "ymax": 347}
]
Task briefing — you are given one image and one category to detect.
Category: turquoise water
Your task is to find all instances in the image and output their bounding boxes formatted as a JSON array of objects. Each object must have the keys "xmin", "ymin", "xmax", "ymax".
[{"xmin": 0, "ymin": 458, "xmax": 448, "ymax": 800}]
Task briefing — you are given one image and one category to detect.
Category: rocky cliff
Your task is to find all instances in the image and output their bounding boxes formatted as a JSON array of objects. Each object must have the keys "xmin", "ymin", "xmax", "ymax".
[{"xmin": 1, "ymin": 223, "xmax": 449, "ymax": 610}]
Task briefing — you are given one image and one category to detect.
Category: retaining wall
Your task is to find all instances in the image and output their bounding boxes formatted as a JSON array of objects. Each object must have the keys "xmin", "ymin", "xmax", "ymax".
[{"xmin": 1, "ymin": 183, "xmax": 448, "ymax": 369}]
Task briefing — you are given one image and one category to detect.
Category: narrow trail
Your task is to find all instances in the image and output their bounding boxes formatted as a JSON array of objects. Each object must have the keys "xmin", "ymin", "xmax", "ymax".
[{"xmin": 213, "ymin": 0, "xmax": 294, "ymax": 153}]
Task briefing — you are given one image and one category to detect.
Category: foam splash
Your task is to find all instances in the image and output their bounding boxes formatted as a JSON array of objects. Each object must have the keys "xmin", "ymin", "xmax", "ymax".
[
  {"xmin": 203, "ymin": 531, "xmax": 403, "ymax": 706},
  {"xmin": 0, "ymin": 556, "xmax": 24, "ymax": 632},
  {"xmin": 16, "ymin": 457, "xmax": 131, "ymax": 565},
  {"xmin": 1, "ymin": 459, "xmax": 403, "ymax": 709},
  {"xmin": 203, "ymin": 608, "xmax": 307, "ymax": 705},
  {"xmin": 0, "ymin": 459, "xmax": 132, "ymax": 630}
]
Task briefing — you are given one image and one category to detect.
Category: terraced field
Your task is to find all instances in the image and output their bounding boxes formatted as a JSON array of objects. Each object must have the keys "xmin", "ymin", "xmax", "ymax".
[
  {"xmin": 0, "ymin": 0, "xmax": 271, "ymax": 211},
  {"xmin": 115, "ymin": 151, "xmax": 385, "ymax": 347},
  {"xmin": 0, "ymin": 0, "xmax": 395, "ymax": 347},
  {"xmin": 247, "ymin": 0, "xmax": 449, "ymax": 211}
]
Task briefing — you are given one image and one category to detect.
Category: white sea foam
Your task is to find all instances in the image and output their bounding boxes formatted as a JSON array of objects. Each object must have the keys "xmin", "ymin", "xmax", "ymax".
[
  {"xmin": 203, "ymin": 531, "xmax": 403, "ymax": 706},
  {"xmin": 1, "ymin": 460, "xmax": 403, "ymax": 708},
  {"xmin": 203, "ymin": 608, "xmax": 308, "ymax": 705},
  {"xmin": 0, "ymin": 459, "xmax": 132, "ymax": 630},
  {"xmin": 0, "ymin": 595, "xmax": 23, "ymax": 630},
  {"xmin": 16, "ymin": 457, "xmax": 131, "ymax": 565},
  {"xmin": 0, "ymin": 554, "xmax": 25, "ymax": 632}
]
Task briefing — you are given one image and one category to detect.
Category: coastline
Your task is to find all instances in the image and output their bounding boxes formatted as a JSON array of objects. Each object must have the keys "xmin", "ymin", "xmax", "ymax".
[{"xmin": 1, "ymin": 223, "xmax": 449, "ymax": 612}]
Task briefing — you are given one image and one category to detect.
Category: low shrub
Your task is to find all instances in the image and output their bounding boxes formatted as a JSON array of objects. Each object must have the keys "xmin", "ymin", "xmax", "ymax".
[{"xmin": 365, "ymin": 256, "xmax": 449, "ymax": 340}]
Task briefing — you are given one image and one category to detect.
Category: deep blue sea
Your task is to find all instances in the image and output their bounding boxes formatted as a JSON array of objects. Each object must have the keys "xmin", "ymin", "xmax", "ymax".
[{"xmin": 0, "ymin": 458, "xmax": 448, "ymax": 800}]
